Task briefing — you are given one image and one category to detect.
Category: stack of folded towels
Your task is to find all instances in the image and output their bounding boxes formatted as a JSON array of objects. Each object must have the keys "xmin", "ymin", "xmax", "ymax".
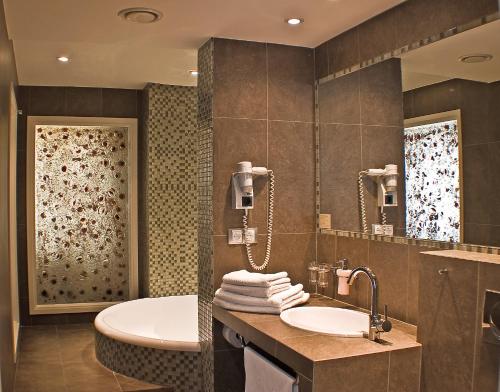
[{"xmin": 213, "ymin": 270, "xmax": 310, "ymax": 314}]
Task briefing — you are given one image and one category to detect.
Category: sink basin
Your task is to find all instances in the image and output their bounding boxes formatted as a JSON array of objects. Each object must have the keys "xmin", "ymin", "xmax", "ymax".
[{"xmin": 280, "ymin": 307, "xmax": 369, "ymax": 337}]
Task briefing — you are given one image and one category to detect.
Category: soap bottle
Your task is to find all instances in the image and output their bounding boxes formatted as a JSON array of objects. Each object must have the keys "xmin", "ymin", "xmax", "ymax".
[{"xmin": 335, "ymin": 258, "xmax": 352, "ymax": 296}]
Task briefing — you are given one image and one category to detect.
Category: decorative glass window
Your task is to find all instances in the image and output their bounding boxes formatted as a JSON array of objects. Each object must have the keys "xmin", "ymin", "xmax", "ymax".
[
  {"xmin": 27, "ymin": 117, "xmax": 138, "ymax": 314},
  {"xmin": 404, "ymin": 113, "xmax": 461, "ymax": 242}
]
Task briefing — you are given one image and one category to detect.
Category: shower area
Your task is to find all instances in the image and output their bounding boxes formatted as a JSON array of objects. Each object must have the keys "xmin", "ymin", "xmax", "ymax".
[{"xmin": 17, "ymin": 84, "xmax": 200, "ymax": 389}]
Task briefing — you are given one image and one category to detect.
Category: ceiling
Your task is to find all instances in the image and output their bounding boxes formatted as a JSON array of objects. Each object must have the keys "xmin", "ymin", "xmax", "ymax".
[
  {"xmin": 401, "ymin": 19, "xmax": 500, "ymax": 91},
  {"xmin": 4, "ymin": 0, "xmax": 405, "ymax": 89}
]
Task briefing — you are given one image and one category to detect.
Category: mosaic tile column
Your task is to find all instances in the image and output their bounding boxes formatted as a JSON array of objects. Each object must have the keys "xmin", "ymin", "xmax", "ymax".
[
  {"xmin": 143, "ymin": 84, "xmax": 198, "ymax": 297},
  {"xmin": 197, "ymin": 39, "xmax": 215, "ymax": 392}
]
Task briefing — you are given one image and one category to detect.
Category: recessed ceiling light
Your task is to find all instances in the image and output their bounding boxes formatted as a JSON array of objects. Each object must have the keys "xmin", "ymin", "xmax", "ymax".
[
  {"xmin": 286, "ymin": 18, "xmax": 304, "ymax": 26},
  {"xmin": 459, "ymin": 54, "xmax": 493, "ymax": 63},
  {"xmin": 57, "ymin": 56, "xmax": 69, "ymax": 63},
  {"xmin": 189, "ymin": 70, "xmax": 199, "ymax": 77},
  {"xmin": 118, "ymin": 7, "xmax": 163, "ymax": 24}
]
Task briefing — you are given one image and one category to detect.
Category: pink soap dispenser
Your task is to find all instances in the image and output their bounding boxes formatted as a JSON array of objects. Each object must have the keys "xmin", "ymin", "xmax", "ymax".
[{"xmin": 335, "ymin": 259, "xmax": 352, "ymax": 296}]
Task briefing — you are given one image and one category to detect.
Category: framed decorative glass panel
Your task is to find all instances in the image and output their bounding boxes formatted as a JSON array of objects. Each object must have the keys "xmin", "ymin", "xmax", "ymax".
[
  {"xmin": 27, "ymin": 116, "xmax": 138, "ymax": 314},
  {"xmin": 404, "ymin": 110, "xmax": 463, "ymax": 243}
]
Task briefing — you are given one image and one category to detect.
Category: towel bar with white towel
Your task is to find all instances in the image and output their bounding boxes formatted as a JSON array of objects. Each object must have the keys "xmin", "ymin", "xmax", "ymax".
[{"xmin": 244, "ymin": 346, "xmax": 299, "ymax": 392}]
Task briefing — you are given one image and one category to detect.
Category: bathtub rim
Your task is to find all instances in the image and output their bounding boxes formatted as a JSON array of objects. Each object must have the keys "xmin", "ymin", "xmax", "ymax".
[{"xmin": 94, "ymin": 297, "xmax": 201, "ymax": 352}]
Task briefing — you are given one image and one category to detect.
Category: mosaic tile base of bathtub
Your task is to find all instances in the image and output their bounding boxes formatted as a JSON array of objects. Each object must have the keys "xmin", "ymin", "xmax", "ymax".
[{"xmin": 95, "ymin": 331, "xmax": 202, "ymax": 391}]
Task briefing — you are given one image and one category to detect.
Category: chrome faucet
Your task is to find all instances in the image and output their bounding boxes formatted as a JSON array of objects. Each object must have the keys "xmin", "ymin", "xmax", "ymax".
[{"xmin": 347, "ymin": 266, "xmax": 392, "ymax": 341}]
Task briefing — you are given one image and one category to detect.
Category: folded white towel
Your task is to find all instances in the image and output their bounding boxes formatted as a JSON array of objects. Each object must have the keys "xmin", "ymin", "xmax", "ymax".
[
  {"xmin": 213, "ymin": 292, "xmax": 310, "ymax": 314},
  {"xmin": 223, "ymin": 270, "xmax": 289, "ymax": 287},
  {"xmin": 215, "ymin": 284, "xmax": 304, "ymax": 307},
  {"xmin": 221, "ymin": 282, "xmax": 291, "ymax": 298}
]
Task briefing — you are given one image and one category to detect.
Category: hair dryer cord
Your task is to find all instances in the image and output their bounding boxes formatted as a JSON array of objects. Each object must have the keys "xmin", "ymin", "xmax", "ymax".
[
  {"xmin": 243, "ymin": 170, "xmax": 274, "ymax": 271},
  {"xmin": 358, "ymin": 171, "xmax": 368, "ymax": 233}
]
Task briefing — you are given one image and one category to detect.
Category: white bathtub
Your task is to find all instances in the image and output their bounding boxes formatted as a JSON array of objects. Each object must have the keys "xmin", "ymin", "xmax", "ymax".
[{"xmin": 94, "ymin": 294, "xmax": 200, "ymax": 352}]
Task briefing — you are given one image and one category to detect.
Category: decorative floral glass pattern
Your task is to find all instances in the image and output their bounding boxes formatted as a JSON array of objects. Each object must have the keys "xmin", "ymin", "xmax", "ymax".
[
  {"xmin": 404, "ymin": 120, "xmax": 460, "ymax": 242},
  {"xmin": 35, "ymin": 125, "xmax": 130, "ymax": 304}
]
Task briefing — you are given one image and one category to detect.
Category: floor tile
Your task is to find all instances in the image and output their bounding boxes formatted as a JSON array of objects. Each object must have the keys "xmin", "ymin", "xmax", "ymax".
[{"xmin": 15, "ymin": 323, "xmax": 173, "ymax": 392}]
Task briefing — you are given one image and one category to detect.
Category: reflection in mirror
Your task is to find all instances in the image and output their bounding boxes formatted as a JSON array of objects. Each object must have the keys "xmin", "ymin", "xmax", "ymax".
[
  {"xmin": 318, "ymin": 19, "xmax": 500, "ymax": 248},
  {"xmin": 404, "ymin": 111, "xmax": 462, "ymax": 242}
]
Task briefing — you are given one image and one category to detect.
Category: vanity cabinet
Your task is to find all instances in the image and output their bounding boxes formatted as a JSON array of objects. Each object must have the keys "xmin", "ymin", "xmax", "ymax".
[{"xmin": 213, "ymin": 295, "xmax": 421, "ymax": 392}]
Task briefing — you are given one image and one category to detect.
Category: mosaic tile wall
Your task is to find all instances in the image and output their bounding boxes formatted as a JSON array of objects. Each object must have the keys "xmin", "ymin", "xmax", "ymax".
[
  {"xmin": 95, "ymin": 330, "xmax": 202, "ymax": 391},
  {"xmin": 405, "ymin": 120, "xmax": 461, "ymax": 242},
  {"xmin": 143, "ymin": 84, "xmax": 198, "ymax": 297},
  {"xmin": 196, "ymin": 39, "xmax": 215, "ymax": 392},
  {"xmin": 34, "ymin": 125, "xmax": 130, "ymax": 304}
]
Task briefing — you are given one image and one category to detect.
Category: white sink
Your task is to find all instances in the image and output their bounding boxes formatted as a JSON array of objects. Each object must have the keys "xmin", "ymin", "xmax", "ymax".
[{"xmin": 280, "ymin": 307, "xmax": 369, "ymax": 337}]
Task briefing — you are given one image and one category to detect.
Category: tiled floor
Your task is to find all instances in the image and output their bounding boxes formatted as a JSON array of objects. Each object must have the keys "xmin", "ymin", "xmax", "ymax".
[{"xmin": 14, "ymin": 323, "xmax": 170, "ymax": 392}]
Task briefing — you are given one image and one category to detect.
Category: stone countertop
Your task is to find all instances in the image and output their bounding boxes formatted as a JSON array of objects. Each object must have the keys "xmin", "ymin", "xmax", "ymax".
[
  {"xmin": 213, "ymin": 294, "xmax": 420, "ymax": 379},
  {"xmin": 422, "ymin": 250, "xmax": 500, "ymax": 264}
]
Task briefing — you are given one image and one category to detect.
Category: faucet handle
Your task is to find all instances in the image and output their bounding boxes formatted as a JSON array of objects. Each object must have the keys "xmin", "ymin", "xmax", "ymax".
[
  {"xmin": 336, "ymin": 258, "xmax": 349, "ymax": 270},
  {"xmin": 381, "ymin": 304, "xmax": 392, "ymax": 333}
]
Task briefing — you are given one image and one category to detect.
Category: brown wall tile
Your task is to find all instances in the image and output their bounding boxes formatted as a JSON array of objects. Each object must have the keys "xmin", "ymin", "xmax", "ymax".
[
  {"xmin": 64, "ymin": 87, "xmax": 102, "ymax": 117},
  {"xmin": 368, "ymin": 241, "xmax": 409, "ymax": 321},
  {"xmin": 327, "ymin": 28, "xmax": 360, "ymax": 74},
  {"xmin": 388, "ymin": 347, "xmax": 421, "ymax": 392},
  {"xmin": 267, "ymin": 44, "xmax": 314, "ymax": 122},
  {"xmin": 360, "ymin": 58, "xmax": 403, "ymax": 127},
  {"xmin": 314, "ymin": 353, "xmax": 389, "ymax": 392},
  {"xmin": 317, "ymin": 234, "xmax": 336, "ymax": 264},
  {"xmin": 101, "ymin": 88, "xmax": 139, "ymax": 118},
  {"xmin": 212, "ymin": 118, "xmax": 268, "ymax": 235},
  {"xmin": 213, "ymin": 39, "xmax": 267, "ymax": 119},
  {"xmin": 463, "ymin": 144, "xmax": 491, "ymax": 226},
  {"xmin": 29, "ymin": 86, "xmax": 66, "ymax": 115},
  {"xmin": 488, "ymin": 142, "xmax": 500, "ymax": 226},
  {"xmin": 266, "ymin": 233, "xmax": 316, "ymax": 290},
  {"xmin": 474, "ymin": 262, "xmax": 500, "ymax": 391},
  {"xmin": 314, "ymin": 42, "xmax": 329, "ymax": 80},
  {"xmin": 406, "ymin": 245, "xmax": 433, "ymax": 325},
  {"xmin": 418, "ymin": 254, "xmax": 479, "ymax": 392},
  {"xmin": 268, "ymin": 121, "xmax": 315, "ymax": 233},
  {"xmin": 358, "ymin": 10, "xmax": 398, "ymax": 63},
  {"xmin": 317, "ymin": 234, "xmax": 336, "ymax": 297},
  {"xmin": 490, "ymin": 82, "xmax": 500, "ymax": 142},
  {"xmin": 318, "ymin": 72, "xmax": 360, "ymax": 125},
  {"xmin": 320, "ymin": 124, "xmax": 362, "ymax": 232}
]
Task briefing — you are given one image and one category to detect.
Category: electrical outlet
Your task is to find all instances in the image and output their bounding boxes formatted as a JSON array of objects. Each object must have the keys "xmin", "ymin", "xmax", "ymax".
[
  {"xmin": 382, "ymin": 225, "xmax": 394, "ymax": 236},
  {"xmin": 228, "ymin": 229, "xmax": 243, "ymax": 244},
  {"xmin": 244, "ymin": 228, "xmax": 257, "ymax": 244}
]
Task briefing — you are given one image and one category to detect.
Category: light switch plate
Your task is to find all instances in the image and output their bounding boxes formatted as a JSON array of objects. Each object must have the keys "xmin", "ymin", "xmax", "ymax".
[{"xmin": 228, "ymin": 228, "xmax": 258, "ymax": 244}]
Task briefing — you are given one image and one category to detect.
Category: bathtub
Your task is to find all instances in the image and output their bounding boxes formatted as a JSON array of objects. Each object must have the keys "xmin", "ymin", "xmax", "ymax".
[{"xmin": 94, "ymin": 295, "xmax": 202, "ymax": 390}]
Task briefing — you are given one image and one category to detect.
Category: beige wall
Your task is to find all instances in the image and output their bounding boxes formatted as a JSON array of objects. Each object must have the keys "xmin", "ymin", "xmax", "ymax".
[{"xmin": 0, "ymin": 0, "xmax": 18, "ymax": 389}]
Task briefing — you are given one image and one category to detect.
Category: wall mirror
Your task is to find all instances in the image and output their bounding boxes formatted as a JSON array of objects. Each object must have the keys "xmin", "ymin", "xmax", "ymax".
[{"xmin": 318, "ymin": 18, "xmax": 500, "ymax": 248}]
